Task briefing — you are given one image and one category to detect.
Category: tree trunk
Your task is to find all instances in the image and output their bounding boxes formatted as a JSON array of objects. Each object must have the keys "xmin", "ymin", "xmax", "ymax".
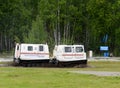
[
  {"xmin": 54, "ymin": 22, "xmax": 57, "ymax": 45},
  {"xmin": 57, "ymin": 0, "xmax": 60, "ymax": 45}
]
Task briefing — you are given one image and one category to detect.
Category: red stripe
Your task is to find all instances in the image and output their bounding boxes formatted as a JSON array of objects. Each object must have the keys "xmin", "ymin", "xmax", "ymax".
[
  {"xmin": 62, "ymin": 54, "xmax": 73, "ymax": 56},
  {"xmin": 62, "ymin": 54, "xmax": 84, "ymax": 56},
  {"xmin": 20, "ymin": 52, "xmax": 49, "ymax": 55},
  {"xmin": 75, "ymin": 54, "xmax": 84, "ymax": 56}
]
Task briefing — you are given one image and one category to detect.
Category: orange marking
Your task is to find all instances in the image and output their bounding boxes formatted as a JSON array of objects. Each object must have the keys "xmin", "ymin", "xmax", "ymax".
[
  {"xmin": 20, "ymin": 52, "xmax": 49, "ymax": 55},
  {"xmin": 62, "ymin": 54, "xmax": 84, "ymax": 56}
]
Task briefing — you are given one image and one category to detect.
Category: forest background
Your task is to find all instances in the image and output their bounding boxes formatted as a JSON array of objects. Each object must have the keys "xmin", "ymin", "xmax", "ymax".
[{"xmin": 0, "ymin": 0, "xmax": 120, "ymax": 56}]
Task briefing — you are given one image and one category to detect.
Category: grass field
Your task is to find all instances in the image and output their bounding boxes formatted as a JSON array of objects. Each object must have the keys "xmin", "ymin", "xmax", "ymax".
[{"xmin": 0, "ymin": 61, "xmax": 120, "ymax": 88}]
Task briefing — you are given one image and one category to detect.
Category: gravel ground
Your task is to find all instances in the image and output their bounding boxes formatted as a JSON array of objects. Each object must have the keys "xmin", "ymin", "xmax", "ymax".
[
  {"xmin": 70, "ymin": 71, "xmax": 120, "ymax": 76},
  {"xmin": 0, "ymin": 56, "xmax": 13, "ymax": 62},
  {"xmin": 88, "ymin": 57, "xmax": 120, "ymax": 62}
]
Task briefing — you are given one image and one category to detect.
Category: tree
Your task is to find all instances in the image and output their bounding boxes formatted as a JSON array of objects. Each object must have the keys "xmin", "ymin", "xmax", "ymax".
[{"xmin": 25, "ymin": 15, "xmax": 47, "ymax": 43}]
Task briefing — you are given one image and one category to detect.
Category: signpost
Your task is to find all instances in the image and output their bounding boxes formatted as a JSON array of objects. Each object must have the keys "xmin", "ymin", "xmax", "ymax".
[{"xmin": 100, "ymin": 46, "xmax": 109, "ymax": 57}]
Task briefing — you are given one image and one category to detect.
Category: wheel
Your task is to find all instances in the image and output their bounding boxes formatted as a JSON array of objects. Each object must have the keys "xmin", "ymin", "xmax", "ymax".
[
  {"xmin": 13, "ymin": 58, "xmax": 21, "ymax": 66},
  {"xmin": 83, "ymin": 60, "xmax": 87, "ymax": 64}
]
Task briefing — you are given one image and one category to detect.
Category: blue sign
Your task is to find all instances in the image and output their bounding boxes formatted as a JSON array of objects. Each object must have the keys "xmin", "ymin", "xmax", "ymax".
[
  {"xmin": 104, "ymin": 52, "xmax": 109, "ymax": 57},
  {"xmin": 100, "ymin": 46, "xmax": 109, "ymax": 51}
]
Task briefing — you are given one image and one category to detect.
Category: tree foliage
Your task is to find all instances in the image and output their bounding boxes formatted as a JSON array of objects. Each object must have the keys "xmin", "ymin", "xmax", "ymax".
[{"xmin": 0, "ymin": 0, "xmax": 120, "ymax": 56}]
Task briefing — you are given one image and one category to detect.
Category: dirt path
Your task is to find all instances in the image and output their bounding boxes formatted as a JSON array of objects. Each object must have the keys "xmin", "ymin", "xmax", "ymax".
[{"xmin": 70, "ymin": 71, "xmax": 120, "ymax": 76}]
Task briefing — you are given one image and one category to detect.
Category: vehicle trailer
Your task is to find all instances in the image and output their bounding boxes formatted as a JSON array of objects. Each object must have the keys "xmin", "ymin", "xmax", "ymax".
[
  {"xmin": 51, "ymin": 45, "xmax": 87, "ymax": 66},
  {"xmin": 13, "ymin": 43, "xmax": 49, "ymax": 66}
]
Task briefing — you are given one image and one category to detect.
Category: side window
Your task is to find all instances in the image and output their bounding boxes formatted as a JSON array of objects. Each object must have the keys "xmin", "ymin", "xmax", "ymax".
[
  {"xmin": 76, "ymin": 47, "xmax": 83, "ymax": 52},
  {"xmin": 39, "ymin": 46, "xmax": 43, "ymax": 51},
  {"xmin": 28, "ymin": 46, "xmax": 33, "ymax": 51},
  {"xmin": 65, "ymin": 47, "xmax": 72, "ymax": 52},
  {"xmin": 17, "ymin": 46, "xmax": 19, "ymax": 50}
]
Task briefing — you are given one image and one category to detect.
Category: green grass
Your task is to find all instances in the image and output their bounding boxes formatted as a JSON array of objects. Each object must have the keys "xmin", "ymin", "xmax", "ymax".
[
  {"xmin": 0, "ymin": 61, "xmax": 120, "ymax": 88},
  {"xmin": 84, "ymin": 61, "xmax": 120, "ymax": 71}
]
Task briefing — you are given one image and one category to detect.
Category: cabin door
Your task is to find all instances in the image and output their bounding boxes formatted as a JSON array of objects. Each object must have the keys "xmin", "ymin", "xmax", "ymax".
[
  {"xmin": 63, "ymin": 46, "xmax": 73, "ymax": 59},
  {"xmin": 74, "ymin": 46, "xmax": 84, "ymax": 60}
]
